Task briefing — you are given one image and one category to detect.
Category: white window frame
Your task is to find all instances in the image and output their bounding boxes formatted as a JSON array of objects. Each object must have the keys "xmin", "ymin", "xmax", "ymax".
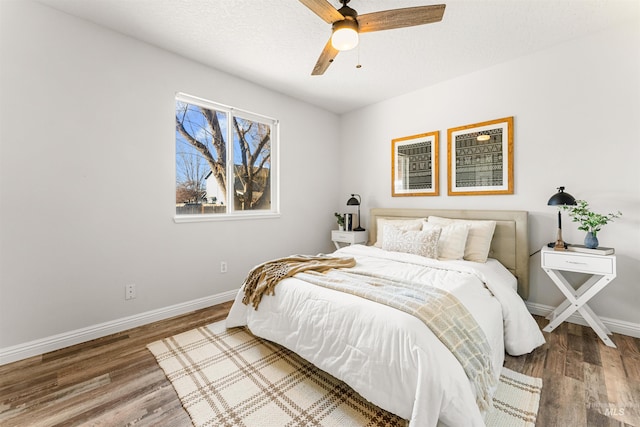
[{"xmin": 174, "ymin": 92, "xmax": 280, "ymax": 223}]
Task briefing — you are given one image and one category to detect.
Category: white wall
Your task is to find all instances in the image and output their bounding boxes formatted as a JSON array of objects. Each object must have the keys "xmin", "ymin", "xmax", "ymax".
[
  {"xmin": 0, "ymin": 1, "xmax": 341, "ymax": 350},
  {"xmin": 339, "ymin": 21, "xmax": 640, "ymax": 327}
]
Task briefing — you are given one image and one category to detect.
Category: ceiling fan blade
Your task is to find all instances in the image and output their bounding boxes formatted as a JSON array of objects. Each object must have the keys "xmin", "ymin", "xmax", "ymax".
[
  {"xmin": 298, "ymin": 0, "xmax": 344, "ymax": 24},
  {"xmin": 311, "ymin": 37, "xmax": 340, "ymax": 75},
  {"xmin": 358, "ymin": 4, "xmax": 446, "ymax": 33}
]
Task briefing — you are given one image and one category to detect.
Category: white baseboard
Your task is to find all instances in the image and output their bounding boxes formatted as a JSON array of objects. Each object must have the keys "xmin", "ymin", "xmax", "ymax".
[
  {"xmin": 525, "ymin": 301, "xmax": 640, "ymax": 339},
  {"xmin": 4, "ymin": 294, "xmax": 636, "ymax": 366},
  {"xmin": 0, "ymin": 290, "xmax": 238, "ymax": 366}
]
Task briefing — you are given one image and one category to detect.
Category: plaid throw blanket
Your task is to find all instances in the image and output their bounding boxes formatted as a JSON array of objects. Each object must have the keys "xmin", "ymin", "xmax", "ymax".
[
  {"xmin": 295, "ymin": 269, "xmax": 497, "ymax": 412},
  {"xmin": 241, "ymin": 255, "xmax": 356, "ymax": 309}
]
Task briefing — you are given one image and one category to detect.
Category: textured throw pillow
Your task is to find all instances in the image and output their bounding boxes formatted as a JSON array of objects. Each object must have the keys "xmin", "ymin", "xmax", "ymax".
[
  {"xmin": 374, "ymin": 218, "xmax": 425, "ymax": 247},
  {"xmin": 422, "ymin": 221, "xmax": 470, "ymax": 260},
  {"xmin": 382, "ymin": 225, "xmax": 441, "ymax": 259},
  {"xmin": 427, "ymin": 216, "xmax": 497, "ymax": 263}
]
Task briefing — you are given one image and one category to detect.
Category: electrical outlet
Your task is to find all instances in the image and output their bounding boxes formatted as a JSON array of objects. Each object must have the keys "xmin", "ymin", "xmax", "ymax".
[
  {"xmin": 125, "ymin": 283, "xmax": 137, "ymax": 300},
  {"xmin": 220, "ymin": 261, "xmax": 228, "ymax": 273}
]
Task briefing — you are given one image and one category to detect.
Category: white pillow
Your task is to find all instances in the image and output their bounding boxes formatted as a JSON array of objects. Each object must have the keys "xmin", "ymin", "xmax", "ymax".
[
  {"xmin": 382, "ymin": 225, "xmax": 441, "ymax": 259},
  {"xmin": 374, "ymin": 218, "xmax": 424, "ymax": 247},
  {"xmin": 422, "ymin": 221, "xmax": 469, "ymax": 260},
  {"xmin": 427, "ymin": 216, "xmax": 497, "ymax": 263}
]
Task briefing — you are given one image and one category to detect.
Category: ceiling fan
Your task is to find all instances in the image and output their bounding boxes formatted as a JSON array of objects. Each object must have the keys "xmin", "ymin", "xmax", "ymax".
[{"xmin": 299, "ymin": 0, "xmax": 446, "ymax": 75}]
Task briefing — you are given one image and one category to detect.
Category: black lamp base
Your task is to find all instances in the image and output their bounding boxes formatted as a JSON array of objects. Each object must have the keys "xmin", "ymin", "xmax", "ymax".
[{"xmin": 353, "ymin": 226, "xmax": 365, "ymax": 231}]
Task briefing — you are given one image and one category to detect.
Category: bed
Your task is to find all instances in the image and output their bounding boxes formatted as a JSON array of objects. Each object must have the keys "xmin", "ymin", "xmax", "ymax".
[{"xmin": 226, "ymin": 208, "xmax": 545, "ymax": 426}]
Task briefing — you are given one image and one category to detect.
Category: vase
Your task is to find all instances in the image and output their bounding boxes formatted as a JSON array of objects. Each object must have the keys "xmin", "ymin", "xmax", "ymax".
[{"xmin": 584, "ymin": 232, "xmax": 599, "ymax": 249}]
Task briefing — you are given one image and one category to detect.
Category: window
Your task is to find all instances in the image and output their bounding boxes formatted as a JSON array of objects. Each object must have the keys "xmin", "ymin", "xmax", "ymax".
[{"xmin": 174, "ymin": 93, "xmax": 279, "ymax": 222}]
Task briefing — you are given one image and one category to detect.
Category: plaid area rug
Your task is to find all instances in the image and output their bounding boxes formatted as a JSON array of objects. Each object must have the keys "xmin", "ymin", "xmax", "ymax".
[{"xmin": 148, "ymin": 321, "xmax": 542, "ymax": 427}]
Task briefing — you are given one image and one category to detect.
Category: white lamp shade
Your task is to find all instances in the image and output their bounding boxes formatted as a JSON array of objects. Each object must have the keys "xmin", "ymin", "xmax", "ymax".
[{"xmin": 331, "ymin": 27, "xmax": 359, "ymax": 51}]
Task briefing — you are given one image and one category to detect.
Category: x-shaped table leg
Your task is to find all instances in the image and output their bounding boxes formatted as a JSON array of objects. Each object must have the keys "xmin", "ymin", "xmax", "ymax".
[{"xmin": 542, "ymin": 268, "xmax": 616, "ymax": 347}]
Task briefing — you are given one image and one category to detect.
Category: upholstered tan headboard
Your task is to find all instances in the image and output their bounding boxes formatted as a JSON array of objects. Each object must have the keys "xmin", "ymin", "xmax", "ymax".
[{"xmin": 369, "ymin": 208, "xmax": 529, "ymax": 299}]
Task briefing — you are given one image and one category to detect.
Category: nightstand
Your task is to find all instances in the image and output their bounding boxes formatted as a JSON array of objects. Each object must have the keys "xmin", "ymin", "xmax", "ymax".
[
  {"xmin": 540, "ymin": 247, "xmax": 617, "ymax": 347},
  {"xmin": 331, "ymin": 230, "xmax": 368, "ymax": 250}
]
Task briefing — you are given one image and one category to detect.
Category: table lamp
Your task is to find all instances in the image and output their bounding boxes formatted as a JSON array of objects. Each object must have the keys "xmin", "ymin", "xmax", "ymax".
[
  {"xmin": 346, "ymin": 194, "xmax": 365, "ymax": 231},
  {"xmin": 547, "ymin": 186, "xmax": 577, "ymax": 250}
]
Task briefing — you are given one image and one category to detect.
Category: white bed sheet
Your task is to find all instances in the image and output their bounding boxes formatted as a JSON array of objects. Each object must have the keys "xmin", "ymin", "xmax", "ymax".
[{"xmin": 226, "ymin": 245, "xmax": 544, "ymax": 426}]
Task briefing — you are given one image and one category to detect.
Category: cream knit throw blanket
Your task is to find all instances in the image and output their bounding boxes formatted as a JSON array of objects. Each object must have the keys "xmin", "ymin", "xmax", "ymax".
[
  {"xmin": 241, "ymin": 255, "xmax": 356, "ymax": 309},
  {"xmin": 295, "ymin": 268, "xmax": 497, "ymax": 412}
]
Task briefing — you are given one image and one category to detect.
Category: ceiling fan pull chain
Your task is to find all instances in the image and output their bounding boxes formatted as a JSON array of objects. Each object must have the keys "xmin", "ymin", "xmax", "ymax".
[{"xmin": 356, "ymin": 43, "xmax": 362, "ymax": 69}]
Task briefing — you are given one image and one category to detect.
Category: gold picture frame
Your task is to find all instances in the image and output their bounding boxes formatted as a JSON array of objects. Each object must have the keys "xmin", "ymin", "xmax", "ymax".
[
  {"xmin": 447, "ymin": 117, "xmax": 514, "ymax": 196},
  {"xmin": 391, "ymin": 131, "xmax": 439, "ymax": 197}
]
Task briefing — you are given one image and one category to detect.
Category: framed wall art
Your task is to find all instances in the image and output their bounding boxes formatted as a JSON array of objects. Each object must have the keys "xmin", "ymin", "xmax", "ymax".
[
  {"xmin": 447, "ymin": 116, "xmax": 514, "ymax": 196},
  {"xmin": 391, "ymin": 131, "xmax": 439, "ymax": 197}
]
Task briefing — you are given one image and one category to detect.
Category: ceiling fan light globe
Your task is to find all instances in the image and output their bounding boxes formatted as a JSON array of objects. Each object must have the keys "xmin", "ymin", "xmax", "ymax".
[
  {"xmin": 331, "ymin": 27, "xmax": 358, "ymax": 51},
  {"xmin": 331, "ymin": 17, "xmax": 359, "ymax": 51}
]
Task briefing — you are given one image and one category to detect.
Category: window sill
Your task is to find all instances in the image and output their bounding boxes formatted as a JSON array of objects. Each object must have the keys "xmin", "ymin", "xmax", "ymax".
[{"xmin": 173, "ymin": 212, "xmax": 281, "ymax": 224}]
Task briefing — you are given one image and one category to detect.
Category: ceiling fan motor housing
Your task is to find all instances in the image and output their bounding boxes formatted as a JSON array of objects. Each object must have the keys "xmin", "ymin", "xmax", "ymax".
[
  {"xmin": 337, "ymin": 2, "xmax": 358, "ymax": 20},
  {"xmin": 332, "ymin": 16, "xmax": 359, "ymax": 34},
  {"xmin": 334, "ymin": 2, "xmax": 359, "ymax": 31}
]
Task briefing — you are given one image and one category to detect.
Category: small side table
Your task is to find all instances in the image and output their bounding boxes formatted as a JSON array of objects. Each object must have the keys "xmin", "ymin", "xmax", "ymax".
[
  {"xmin": 540, "ymin": 246, "xmax": 617, "ymax": 347},
  {"xmin": 331, "ymin": 230, "xmax": 368, "ymax": 250}
]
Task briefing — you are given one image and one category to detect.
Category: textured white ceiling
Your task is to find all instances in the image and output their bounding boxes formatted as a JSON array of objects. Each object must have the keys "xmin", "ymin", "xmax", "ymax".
[{"xmin": 36, "ymin": 0, "xmax": 640, "ymax": 113}]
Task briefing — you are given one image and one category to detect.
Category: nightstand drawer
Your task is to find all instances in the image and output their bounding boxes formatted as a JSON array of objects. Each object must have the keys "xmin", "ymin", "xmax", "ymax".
[
  {"xmin": 331, "ymin": 230, "xmax": 368, "ymax": 245},
  {"xmin": 332, "ymin": 231, "xmax": 354, "ymax": 242},
  {"xmin": 542, "ymin": 251, "xmax": 614, "ymax": 275}
]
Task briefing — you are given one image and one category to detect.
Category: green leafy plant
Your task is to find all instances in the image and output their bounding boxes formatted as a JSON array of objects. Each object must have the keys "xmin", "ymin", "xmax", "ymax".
[
  {"xmin": 334, "ymin": 212, "xmax": 345, "ymax": 227},
  {"xmin": 562, "ymin": 200, "xmax": 622, "ymax": 237}
]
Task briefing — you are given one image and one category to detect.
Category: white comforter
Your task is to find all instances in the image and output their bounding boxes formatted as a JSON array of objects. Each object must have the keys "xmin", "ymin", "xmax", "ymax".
[{"xmin": 226, "ymin": 245, "xmax": 545, "ymax": 426}]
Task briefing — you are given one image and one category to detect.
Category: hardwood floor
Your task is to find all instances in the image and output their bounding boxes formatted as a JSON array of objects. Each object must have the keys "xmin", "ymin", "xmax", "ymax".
[
  {"xmin": 1, "ymin": 302, "xmax": 638, "ymax": 426},
  {"xmin": 504, "ymin": 317, "xmax": 640, "ymax": 427},
  {"xmin": 0, "ymin": 302, "xmax": 232, "ymax": 427}
]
